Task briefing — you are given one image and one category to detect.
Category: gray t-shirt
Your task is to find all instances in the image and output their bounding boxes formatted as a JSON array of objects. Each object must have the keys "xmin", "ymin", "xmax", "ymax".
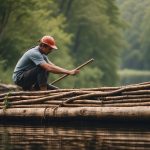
[{"xmin": 12, "ymin": 46, "xmax": 50, "ymax": 82}]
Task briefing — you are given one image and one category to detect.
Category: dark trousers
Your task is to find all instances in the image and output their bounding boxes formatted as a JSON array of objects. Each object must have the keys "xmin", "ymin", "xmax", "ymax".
[{"xmin": 15, "ymin": 66, "xmax": 58, "ymax": 91}]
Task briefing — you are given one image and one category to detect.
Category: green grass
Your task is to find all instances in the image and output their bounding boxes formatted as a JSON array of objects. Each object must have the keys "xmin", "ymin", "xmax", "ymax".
[
  {"xmin": 118, "ymin": 69, "xmax": 150, "ymax": 77},
  {"xmin": 118, "ymin": 69, "xmax": 150, "ymax": 85},
  {"xmin": 0, "ymin": 66, "xmax": 13, "ymax": 84}
]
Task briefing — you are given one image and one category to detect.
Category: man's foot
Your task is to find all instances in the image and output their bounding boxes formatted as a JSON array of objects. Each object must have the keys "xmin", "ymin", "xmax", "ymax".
[{"xmin": 39, "ymin": 85, "xmax": 47, "ymax": 91}]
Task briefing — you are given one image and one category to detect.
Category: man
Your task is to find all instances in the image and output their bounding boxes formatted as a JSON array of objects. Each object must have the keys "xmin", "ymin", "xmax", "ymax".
[{"xmin": 12, "ymin": 35, "xmax": 79, "ymax": 91}]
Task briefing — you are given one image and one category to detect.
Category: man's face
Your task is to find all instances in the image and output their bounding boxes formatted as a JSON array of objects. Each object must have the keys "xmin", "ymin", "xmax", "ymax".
[{"xmin": 43, "ymin": 45, "xmax": 54, "ymax": 55}]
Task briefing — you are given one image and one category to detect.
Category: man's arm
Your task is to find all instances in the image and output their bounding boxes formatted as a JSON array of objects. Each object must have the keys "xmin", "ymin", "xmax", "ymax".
[{"xmin": 40, "ymin": 63, "xmax": 79, "ymax": 75}]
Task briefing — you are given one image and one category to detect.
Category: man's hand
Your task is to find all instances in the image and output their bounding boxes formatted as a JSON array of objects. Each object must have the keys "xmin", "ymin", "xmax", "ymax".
[{"xmin": 69, "ymin": 69, "xmax": 80, "ymax": 75}]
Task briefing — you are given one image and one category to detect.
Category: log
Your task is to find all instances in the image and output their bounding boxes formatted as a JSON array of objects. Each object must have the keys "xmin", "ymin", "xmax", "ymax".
[
  {"xmin": 99, "ymin": 98, "xmax": 150, "ymax": 104},
  {"xmin": 73, "ymin": 98, "xmax": 150, "ymax": 104},
  {"xmin": 123, "ymin": 90, "xmax": 150, "ymax": 95},
  {"xmin": 99, "ymin": 95, "xmax": 150, "ymax": 101},
  {"xmin": 104, "ymin": 102, "xmax": 150, "ymax": 107},
  {"xmin": 0, "ymin": 104, "xmax": 58, "ymax": 109},
  {"xmin": 62, "ymin": 103, "xmax": 103, "ymax": 107},
  {"xmin": 0, "ymin": 95, "xmax": 48, "ymax": 102},
  {"xmin": 125, "ymin": 83, "xmax": 150, "ymax": 89},
  {"xmin": 0, "ymin": 106, "xmax": 150, "ymax": 120}
]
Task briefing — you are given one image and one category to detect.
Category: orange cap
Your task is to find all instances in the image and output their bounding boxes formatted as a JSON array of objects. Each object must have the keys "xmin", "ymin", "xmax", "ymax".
[{"xmin": 40, "ymin": 35, "xmax": 58, "ymax": 49}]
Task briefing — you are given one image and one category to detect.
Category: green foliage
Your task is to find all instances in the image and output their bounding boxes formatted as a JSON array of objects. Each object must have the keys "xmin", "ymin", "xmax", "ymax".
[
  {"xmin": 0, "ymin": 0, "xmax": 75, "ymax": 87},
  {"xmin": 56, "ymin": 0, "xmax": 124, "ymax": 86},
  {"xmin": 141, "ymin": 8, "xmax": 150, "ymax": 70},
  {"xmin": 118, "ymin": 0, "xmax": 150, "ymax": 70},
  {"xmin": 0, "ymin": 0, "xmax": 39, "ymax": 67},
  {"xmin": 0, "ymin": 62, "xmax": 13, "ymax": 83},
  {"xmin": 74, "ymin": 67, "xmax": 103, "ymax": 88},
  {"xmin": 0, "ymin": 0, "xmax": 126, "ymax": 87}
]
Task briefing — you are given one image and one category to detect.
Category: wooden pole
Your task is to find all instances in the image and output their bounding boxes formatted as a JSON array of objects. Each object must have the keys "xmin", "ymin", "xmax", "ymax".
[{"xmin": 51, "ymin": 58, "xmax": 94, "ymax": 85}]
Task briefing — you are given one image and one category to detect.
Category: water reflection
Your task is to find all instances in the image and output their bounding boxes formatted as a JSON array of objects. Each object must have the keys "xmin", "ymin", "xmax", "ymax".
[{"xmin": 0, "ymin": 123, "xmax": 150, "ymax": 150}]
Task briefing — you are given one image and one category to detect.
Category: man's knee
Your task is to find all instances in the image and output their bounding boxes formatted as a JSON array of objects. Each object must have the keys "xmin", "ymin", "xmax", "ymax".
[{"xmin": 37, "ymin": 66, "xmax": 48, "ymax": 76}]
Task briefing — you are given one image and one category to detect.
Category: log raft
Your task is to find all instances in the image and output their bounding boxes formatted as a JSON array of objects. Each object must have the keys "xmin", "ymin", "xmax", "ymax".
[{"xmin": 0, "ymin": 82, "xmax": 150, "ymax": 121}]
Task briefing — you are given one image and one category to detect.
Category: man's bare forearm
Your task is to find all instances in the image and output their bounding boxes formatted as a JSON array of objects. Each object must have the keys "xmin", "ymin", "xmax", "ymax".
[{"xmin": 40, "ymin": 63, "xmax": 70, "ymax": 74}]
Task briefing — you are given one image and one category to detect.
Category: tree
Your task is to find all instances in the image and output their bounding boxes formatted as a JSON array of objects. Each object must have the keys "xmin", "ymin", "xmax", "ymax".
[
  {"xmin": 141, "ymin": 8, "xmax": 150, "ymax": 70},
  {"xmin": 55, "ymin": 0, "xmax": 124, "ymax": 86},
  {"xmin": 0, "ymin": 0, "xmax": 39, "ymax": 67},
  {"xmin": 0, "ymin": 0, "xmax": 75, "ymax": 87},
  {"xmin": 117, "ymin": 0, "xmax": 150, "ymax": 70}
]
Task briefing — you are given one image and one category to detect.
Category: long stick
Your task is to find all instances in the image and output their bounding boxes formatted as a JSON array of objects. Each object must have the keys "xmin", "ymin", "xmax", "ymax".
[{"xmin": 51, "ymin": 58, "xmax": 94, "ymax": 85}]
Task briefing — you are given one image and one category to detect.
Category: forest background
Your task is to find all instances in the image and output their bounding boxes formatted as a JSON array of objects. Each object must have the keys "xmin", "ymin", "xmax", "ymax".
[{"xmin": 0, "ymin": 0, "xmax": 150, "ymax": 88}]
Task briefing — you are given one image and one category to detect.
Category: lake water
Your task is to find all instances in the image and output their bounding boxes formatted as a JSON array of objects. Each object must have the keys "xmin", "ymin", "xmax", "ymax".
[{"xmin": 0, "ymin": 121, "xmax": 150, "ymax": 150}]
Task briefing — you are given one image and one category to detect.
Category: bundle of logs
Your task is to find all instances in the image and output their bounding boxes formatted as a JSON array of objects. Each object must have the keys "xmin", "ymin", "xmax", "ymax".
[{"xmin": 0, "ymin": 82, "xmax": 150, "ymax": 109}]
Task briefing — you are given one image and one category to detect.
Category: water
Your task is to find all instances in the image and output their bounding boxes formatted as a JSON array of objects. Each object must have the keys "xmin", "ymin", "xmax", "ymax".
[{"xmin": 0, "ymin": 122, "xmax": 150, "ymax": 150}]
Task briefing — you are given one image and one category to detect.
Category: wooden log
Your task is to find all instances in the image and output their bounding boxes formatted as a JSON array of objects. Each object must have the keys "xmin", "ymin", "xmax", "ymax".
[
  {"xmin": 73, "ymin": 100, "xmax": 99, "ymax": 105},
  {"xmin": 81, "ymin": 101, "xmax": 150, "ymax": 107},
  {"xmin": 73, "ymin": 98, "xmax": 150, "ymax": 105},
  {"xmin": 99, "ymin": 95, "xmax": 150, "ymax": 101},
  {"xmin": 98, "ymin": 98, "xmax": 150, "ymax": 104},
  {"xmin": 62, "ymin": 103, "xmax": 102, "ymax": 107},
  {"xmin": 0, "ymin": 106, "xmax": 150, "ymax": 120},
  {"xmin": 124, "ymin": 84, "xmax": 150, "ymax": 91},
  {"xmin": 1, "ymin": 100, "xmax": 62, "ymax": 107},
  {"xmin": 79, "ymin": 87, "xmax": 119, "ymax": 91},
  {"xmin": 43, "ymin": 101, "xmax": 63, "ymax": 105},
  {"xmin": 104, "ymin": 102, "xmax": 150, "ymax": 107},
  {"xmin": 0, "ymin": 91, "xmax": 49, "ymax": 98},
  {"xmin": 0, "ymin": 104, "xmax": 58, "ymax": 109},
  {"xmin": 123, "ymin": 90, "xmax": 150, "ymax": 95},
  {"xmin": 0, "ymin": 95, "xmax": 48, "ymax": 102}
]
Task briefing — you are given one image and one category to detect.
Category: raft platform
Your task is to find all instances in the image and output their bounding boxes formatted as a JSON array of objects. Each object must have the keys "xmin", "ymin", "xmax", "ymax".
[{"xmin": 0, "ymin": 82, "xmax": 150, "ymax": 122}]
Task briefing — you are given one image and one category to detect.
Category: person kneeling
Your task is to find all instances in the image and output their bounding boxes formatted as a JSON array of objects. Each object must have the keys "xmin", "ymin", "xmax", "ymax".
[{"xmin": 12, "ymin": 35, "xmax": 79, "ymax": 91}]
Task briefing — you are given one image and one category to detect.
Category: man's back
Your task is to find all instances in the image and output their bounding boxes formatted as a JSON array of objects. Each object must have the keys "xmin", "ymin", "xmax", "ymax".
[{"xmin": 12, "ymin": 46, "xmax": 47, "ymax": 83}]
